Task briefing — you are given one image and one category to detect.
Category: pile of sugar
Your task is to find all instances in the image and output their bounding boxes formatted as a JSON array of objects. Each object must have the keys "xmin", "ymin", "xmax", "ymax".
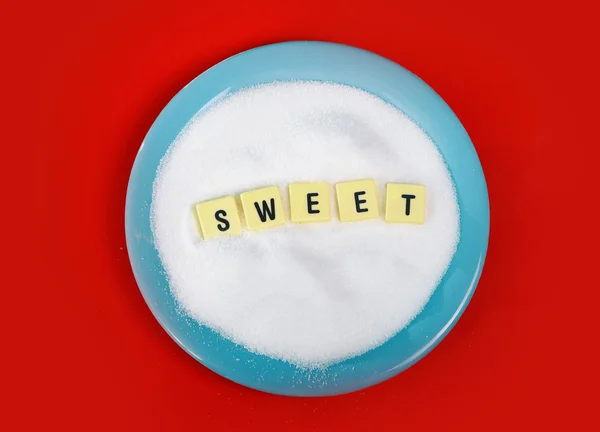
[{"xmin": 151, "ymin": 81, "xmax": 459, "ymax": 368}]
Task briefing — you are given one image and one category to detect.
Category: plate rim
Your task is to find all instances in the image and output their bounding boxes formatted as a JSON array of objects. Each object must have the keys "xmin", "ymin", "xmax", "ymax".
[{"xmin": 125, "ymin": 41, "xmax": 490, "ymax": 396}]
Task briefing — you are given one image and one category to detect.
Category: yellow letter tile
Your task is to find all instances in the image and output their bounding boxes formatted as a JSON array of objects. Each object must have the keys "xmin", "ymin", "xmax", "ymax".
[
  {"xmin": 195, "ymin": 196, "xmax": 243, "ymax": 240},
  {"xmin": 289, "ymin": 182, "xmax": 331, "ymax": 224},
  {"xmin": 385, "ymin": 183, "xmax": 426, "ymax": 224},
  {"xmin": 335, "ymin": 179, "xmax": 380, "ymax": 222},
  {"xmin": 240, "ymin": 186, "xmax": 286, "ymax": 231}
]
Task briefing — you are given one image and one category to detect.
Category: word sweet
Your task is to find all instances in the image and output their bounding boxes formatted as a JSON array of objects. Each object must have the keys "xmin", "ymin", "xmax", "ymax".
[{"xmin": 195, "ymin": 179, "xmax": 426, "ymax": 239}]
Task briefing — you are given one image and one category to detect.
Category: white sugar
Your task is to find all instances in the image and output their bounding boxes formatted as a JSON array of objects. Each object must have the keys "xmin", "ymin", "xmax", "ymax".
[{"xmin": 151, "ymin": 81, "xmax": 459, "ymax": 368}]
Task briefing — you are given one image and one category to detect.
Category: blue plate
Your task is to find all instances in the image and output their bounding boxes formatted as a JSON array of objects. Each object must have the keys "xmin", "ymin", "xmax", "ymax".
[{"xmin": 125, "ymin": 41, "xmax": 489, "ymax": 396}]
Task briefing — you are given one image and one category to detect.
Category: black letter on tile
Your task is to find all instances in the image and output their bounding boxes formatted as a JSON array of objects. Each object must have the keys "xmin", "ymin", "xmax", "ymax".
[
  {"xmin": 354, "ymin": 191, "xmax": 368, "ymax": 213},
  {"xmin": 307, "ymin": 193, "xmax": 320, "ymax": 214},
  {"xmin": 254, "ymin": 199, "xmax": 276, "ymax": 222},
  {"xmin": 214, "ymin": 210, "xmax": 230, "ymax": 232},
  {"xmin": 401, "ymin": 194, "xmax": 416, "ymax": 216}
]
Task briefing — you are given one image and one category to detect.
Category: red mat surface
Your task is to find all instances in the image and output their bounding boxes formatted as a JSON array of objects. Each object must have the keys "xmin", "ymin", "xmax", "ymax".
[{"xmin": 3, "ymin": 0, "xmax": 598, "ymax": 429}]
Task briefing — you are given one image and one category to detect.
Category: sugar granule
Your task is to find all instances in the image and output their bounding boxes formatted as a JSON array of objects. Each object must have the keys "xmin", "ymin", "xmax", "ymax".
[{"xmin": 151, "ymin": 81, "xmax": 459, "ymax": 368}]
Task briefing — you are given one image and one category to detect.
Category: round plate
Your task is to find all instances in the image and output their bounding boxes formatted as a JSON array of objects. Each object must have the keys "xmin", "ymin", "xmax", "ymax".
[{"xmin": 125, "ymin": 41, "xmax": 489, "ymax": 396}]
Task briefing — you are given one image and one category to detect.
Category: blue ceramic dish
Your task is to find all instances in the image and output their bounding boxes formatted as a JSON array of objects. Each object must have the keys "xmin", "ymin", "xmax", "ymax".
[{"xmin": 125, "ymin": 41, "xmax": 489, "ymax": 396}]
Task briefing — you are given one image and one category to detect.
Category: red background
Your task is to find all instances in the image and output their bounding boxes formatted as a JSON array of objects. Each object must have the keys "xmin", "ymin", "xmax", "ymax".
[{"xmin": 3, "ymin": 0, "xmax": 599, "ymax": 429}]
